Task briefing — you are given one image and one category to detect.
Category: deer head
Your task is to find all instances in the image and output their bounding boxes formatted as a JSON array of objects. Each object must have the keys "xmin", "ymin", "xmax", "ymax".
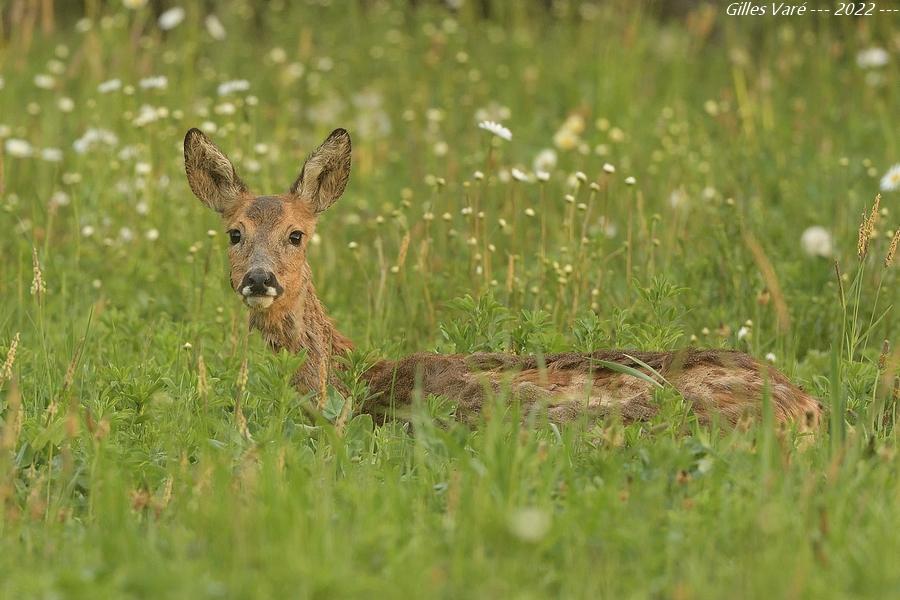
[{"xmin": 183, "ymin": 127, "xmax": 351, "ymax": 311}]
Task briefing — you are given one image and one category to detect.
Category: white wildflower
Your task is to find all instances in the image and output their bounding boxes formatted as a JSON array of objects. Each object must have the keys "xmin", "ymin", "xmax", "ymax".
[
  {"xmin": 132, "ymin": 105, "xmax": 160, "ymax": 127},
  {"xmin": 145, "ymin": 228, "xmax": 159, "ymax": 241},
  {"xmin": 204, "ymin": 14, "xmax": 226, "ymax": 40},
  {"xmin": 477, "ymin": 120, "xmax": 512, "ymax": 141},
  {"xmin": 214, "ymin": 102, "xmax": 236, "ymax": 115},
  {"xmin": 532, "ymin": 148, "xmax": 557, "ymax": 173},
  {"xmin": 41, "ymin": 148, "xmax": 63, "ymax": 162},
  {"xmin": 508, "ymin": 507, "xmax": 551, "ymax": 543},
  {"xmin": 602, "ymin": 163, "xmax": 615, "ymax": 174},
  {"xmin": 158, "ymin": 7, "xmax": 185, "ymax": 30},
  {"xmin": 50, "ymin": 191, "xmax": 70, "ymax": 207},
  {"xmin": 119, "ymin": 227, "xmax": 134, "ymax": 242},
  {"xmin": 765, "ymin": 352, "xmax": 777, "ymax": 363},
  {"xmin": 217, "ymin": 79, "xmax": 250, "ymax": 96},
  {"xmin": 800, "ymin": 226, "xmax": 833, "ymax": 258},
  {"xmin": 4, "ymin": 139, "xmax": 33, "ymax": 158},
  {"xmin": 73, "ymin": 128, "xmax": 118, "ymax": 154},
  {"xmin": 669, "ymin": 188, "xmax": 688, "ymax": 209},
  {"xmin": 139, "ymin": 76, "xmax": 168, "ymax": 90},
  {"xmin": 553, "ymin": 127, "xmax": 578, "ymax": 151},
  {"xmin": 624, "ymin": 176, "xmax": 636, "ymax": 185},
  {"xmin": 737, "ymin": 326, "xmax": 750, "ymax": 340},
  {"xmin": 511, "ymin": 168, "xmax": 530, "ymax": 182},
  {"xmin": 57, "ymin": 97, "xmax": 75, "ymax": 112},
  {"xmin": 856, "ymin": 47, "xmax": 889, "ymax": 69},
  {"xmin": 535, "ymin": 171, "xmax": 550, "ymax": 182},
  {"xmin": 33, "ymin": 74, "xmax": 55, "ymax": 89},
  {"xmin": 81, "ymin": 225, "xmax": 95, "ymax": 237},
  {"xmin": 123, "ymin": 0, "xmax": 148, "ymax": 8},
  {"xmin": 97, "ymin": 79, "xmax": 122, "ymax": 94},
  {"xmin": 880, "ymin": 164, "xmax": 900, "ymax": 192}
]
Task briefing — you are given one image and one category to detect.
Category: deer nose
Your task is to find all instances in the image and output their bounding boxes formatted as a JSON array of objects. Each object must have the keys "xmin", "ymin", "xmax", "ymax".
[{"xmin": 240, "ymin": 268, "xmax": 278, "ymax": 296}]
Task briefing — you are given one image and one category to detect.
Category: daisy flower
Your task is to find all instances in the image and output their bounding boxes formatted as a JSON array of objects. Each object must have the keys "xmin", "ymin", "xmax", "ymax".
[
  {"xmin": 139, "ymin": 76, "xmax": 168, "ymax": 90},
  {"xmin": 532, "ymin": 148, "xmax": 557, "ymax": 173},
  {"xmin": 158, "ymin": 7, "xmax": 185, "ymax": 31},
  {"xmin": 880, "ymin": 164, "xmax": 900, "ymax": 192},
  {"xmin": 478, "ymin": 120, "xmax": 512, "ymax": 141},
  {"xmin": 4, "ymin": 139, "xmax": 33, "ymax": 158},
  {"xmin": 511, "ymin": 168, "xmax": 530, "ymax": 182},
  {"xmin": 205, "ymin": 15, "xmax": 226, "ymax": 40},
  {"xmin": 856, "ymin": 47, "xmax": 889, "ymax": 69},
  {"xmin": 217, "ymin": 79, "xmax": 251, "ymax": 96},
  {"xmin": 800, "ymin": 226, "xmax": 832, "ymax": 258},
  {"xmin": 97, "ymin": 79, "xmax": 122, "ymax": 94}
]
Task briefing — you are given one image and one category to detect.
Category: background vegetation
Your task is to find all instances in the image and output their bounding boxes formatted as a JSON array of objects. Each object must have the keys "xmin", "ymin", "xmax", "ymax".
[{"xmin": 0, "ymin": 0, "xmax": 898, "ymax": 597}]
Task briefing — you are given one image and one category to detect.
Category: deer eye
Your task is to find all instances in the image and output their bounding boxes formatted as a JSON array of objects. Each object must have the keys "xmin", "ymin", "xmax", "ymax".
[
  {"xmin": 289, "ymin": 230, "xmax": 304, "ymax": 246},
  {"xmin": 228, "ymin": 229, "xmax": 241, "ymax": 245}
]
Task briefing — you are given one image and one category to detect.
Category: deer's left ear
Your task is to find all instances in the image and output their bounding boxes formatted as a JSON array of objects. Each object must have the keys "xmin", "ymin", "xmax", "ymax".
[{"xmin": 291, "ymin": 128, "xmax": 351, "ymax": 214}]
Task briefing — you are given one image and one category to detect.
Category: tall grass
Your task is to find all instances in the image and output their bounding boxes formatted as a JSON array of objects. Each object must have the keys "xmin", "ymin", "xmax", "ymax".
[{"xmin": 0, "ymin": 1, "xmax": 898, "ymax": 597}]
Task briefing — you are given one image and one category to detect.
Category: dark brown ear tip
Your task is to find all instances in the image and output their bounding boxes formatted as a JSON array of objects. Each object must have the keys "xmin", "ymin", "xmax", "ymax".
[
  {"xmin": 184, "ymin": 127, "xmax": 206, "ymax": 146},
  {"xmin": 328, "ymin": 128, "xmax": 351, "ymax": 145}
]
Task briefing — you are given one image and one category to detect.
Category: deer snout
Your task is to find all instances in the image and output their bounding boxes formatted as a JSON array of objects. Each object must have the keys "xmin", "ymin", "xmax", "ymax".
[{"xmin": 239, "ymin": 268, "xmax": 282, "ymax": 309}]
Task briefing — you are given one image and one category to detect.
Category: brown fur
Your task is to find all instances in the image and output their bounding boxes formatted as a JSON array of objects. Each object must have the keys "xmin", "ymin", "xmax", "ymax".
[
  {"xmin": 360, "ymin": 350, "xmax": 821, "ymax": 428},
  {"xmin": 183, "ymin": 127, "xmax": 823, "ymax": 431}
]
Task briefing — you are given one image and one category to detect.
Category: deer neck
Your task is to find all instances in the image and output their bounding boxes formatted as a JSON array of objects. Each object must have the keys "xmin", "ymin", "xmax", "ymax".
[{"xmin": 248, "ymin": 263, "xmax": 353, "ymax": 360}]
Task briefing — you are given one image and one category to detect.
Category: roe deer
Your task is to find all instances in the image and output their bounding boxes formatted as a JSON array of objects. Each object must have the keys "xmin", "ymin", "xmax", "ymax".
[{"xmin": 183, "ymin": 127, "xmax": 822, "ymax": 429}]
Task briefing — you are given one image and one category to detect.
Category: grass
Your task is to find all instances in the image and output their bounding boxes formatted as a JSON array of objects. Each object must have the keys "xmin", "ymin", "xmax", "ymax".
[{"xmin": 1, "ymin": 1, "xmax": 899, "ymax": 597}]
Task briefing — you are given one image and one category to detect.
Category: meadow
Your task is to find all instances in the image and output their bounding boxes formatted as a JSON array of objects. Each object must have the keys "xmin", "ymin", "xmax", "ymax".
[{"xmin": 0, "ymin": 1, "xmax": 899, "ymax": 597}]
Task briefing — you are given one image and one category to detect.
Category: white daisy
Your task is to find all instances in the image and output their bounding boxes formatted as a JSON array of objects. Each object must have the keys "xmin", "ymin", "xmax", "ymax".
[
  {"xmin": 856, "ymin": 47, "xmax": 889, "ymax": 69},
  {"xmin": 33, "ymin": 74, "xmax": 55, "ymax": 89},
  {"xmin": 4, "ymin": 139, "xmax": 33, "ymax": 158},
  {"xmin": 800, "ymin": 226, "xmax": 832, "ymax": 258},
  {"xmin": 511, "ymin": 168, "xmax": 530, "ymax": 182},
  {"xmin": 158, "ymin": 7, "xmax": 185, "ymax": 31},
  {"xmin": 477, "ymin": 120, "xmax": 512, "ymax": 141},
  {"xmin": 217, "ymin": 79, "xmax": 250, "ymax": 96},
  {"xmin": 139, "ymin": 76, "xmax": 168, "ymax": 90},
  {"xmin": 41, "ymin": 148, "xmax": 63, "ymax": 162},
  {"xmin": 880, "ymin": 164, "xmax": 900, "ymax": 192},
  {"xmin": 97, "ymin": 79, "xmax": 122, "ymax": 94},
  {"xmin": 532, "ymin": 148, "xmax": 557, "ymax": 173},
  {"xmin": 50, "ymin": 191, "xmax": 70, "ymax": 207},
  {"xmin": 204, "ymin": 14, "xmax": 226, "ymax": 40},
  {"xmin": 553, "ymin": 127, "xmax": 578, "ymax": 151}
]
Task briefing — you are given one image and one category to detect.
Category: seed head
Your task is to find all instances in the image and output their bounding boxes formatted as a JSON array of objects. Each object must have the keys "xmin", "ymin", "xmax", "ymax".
[
  {"xmin": 30, "ymin": 248, "xmax": 46, "ymax": 298},
  {"xmin": 885, "ymin": 227, "xmax": 899, "ymax": 267},
  {"xmin": 1, "ymin": 333, "xmax": 20, "ymax": 382},
  {"xmin": 857, "ymin": 194, "xmax": 881, "ymax": 259}
]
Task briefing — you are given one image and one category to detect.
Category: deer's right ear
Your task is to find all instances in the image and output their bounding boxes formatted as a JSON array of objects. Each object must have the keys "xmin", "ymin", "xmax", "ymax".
[{"xmin": 183, "ymin": 128, "xmax": 247, "ymax": 215}]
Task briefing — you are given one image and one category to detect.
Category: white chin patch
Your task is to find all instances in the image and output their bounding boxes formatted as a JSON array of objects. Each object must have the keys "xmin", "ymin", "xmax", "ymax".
[{"xmin": 245, "ymin": 296, "xmax": 274, "ymax": 309}]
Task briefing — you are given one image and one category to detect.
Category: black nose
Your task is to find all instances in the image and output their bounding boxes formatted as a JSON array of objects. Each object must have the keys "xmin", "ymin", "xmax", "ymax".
[{"xmin": 241, "ymin": 268, "xmax": 277, "ymax": 295}]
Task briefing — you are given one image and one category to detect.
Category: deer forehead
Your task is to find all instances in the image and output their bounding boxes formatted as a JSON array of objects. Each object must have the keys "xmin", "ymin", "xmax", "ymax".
[{"xmin": 231, "ymin": 195, "xmax": 317, "ymax": 230}]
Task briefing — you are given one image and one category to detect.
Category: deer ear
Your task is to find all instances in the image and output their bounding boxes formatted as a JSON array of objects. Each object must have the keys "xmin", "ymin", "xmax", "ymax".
[
  {"xmin": 290, "ymin": 128, "xmax": 351, "ymax": 214},
  {"xmin": 183, "ymin": 128, "xmax": 247, "ymax": 214}
]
